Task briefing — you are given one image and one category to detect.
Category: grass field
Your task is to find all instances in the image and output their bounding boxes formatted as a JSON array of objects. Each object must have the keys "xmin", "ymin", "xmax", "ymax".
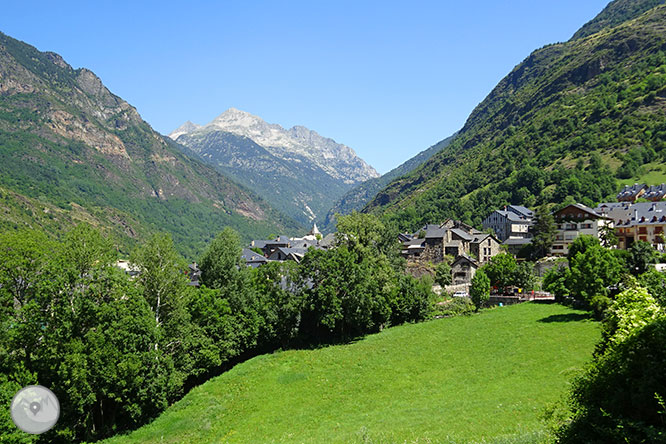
[{"xmin": 103, "ymin": 303, "xmax": 599, "ymax": 444}]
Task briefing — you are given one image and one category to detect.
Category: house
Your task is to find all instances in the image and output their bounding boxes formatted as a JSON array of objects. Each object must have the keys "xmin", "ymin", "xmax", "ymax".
[
  {"xmin": 318, "ymin": 233, "xmax": 336, "ymax": 249},
  {"xmin": 617, "ymin": 183, "xmax": 648, "ymax": 202},
  {"xmin": 251, "ymin": 236, "xmax": 290, "ymax": 256},
  {"xmin": 401, "ymin": 220, "xmax": 499, "ymax": 265},
  {"xmin": 470, "ymin": 233, "xmax": 502, "ymax": 263},
  {"xmin": 267, "ymin": 247, "xmax": 308, "ymax": 263},
  {"xmin": 596, "ymin": 201, "xmax": 666, "ymax": 251},
  {"xmin": 502, "ymin": 237, "xmax": 533, "ymax": 256},
  {"xmin": 451, "ymin": 255, "xmax": 479, "ymax": 285},
  {"xmin": 241, "ymin": 249, "xmax": 268, "ymax": 268},
  {"xmin": 187, "ymin": 262, "xmax": 201, "ymax": 286},
  {"xmin": 551, "ymin": 203, "xmax": 614, "ymax": 256},
  {"xmin": 482, "ymin": 205, "xmax": 534, "ymax": 242},
  {"xmin": 644, "ymin": 184, "xmax": 666, "ymax": 202}
]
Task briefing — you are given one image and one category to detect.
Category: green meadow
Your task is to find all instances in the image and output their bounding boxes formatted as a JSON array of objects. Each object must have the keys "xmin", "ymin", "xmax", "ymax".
[{"xmin": 104, "ymin": 303, "xmax": 599, "ymax": 444}]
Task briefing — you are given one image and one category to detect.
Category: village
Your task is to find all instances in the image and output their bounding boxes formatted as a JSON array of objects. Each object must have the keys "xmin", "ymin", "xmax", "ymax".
[{"xmin": 236, "ymin": 183, "xmax": 666, "ymax": 303}]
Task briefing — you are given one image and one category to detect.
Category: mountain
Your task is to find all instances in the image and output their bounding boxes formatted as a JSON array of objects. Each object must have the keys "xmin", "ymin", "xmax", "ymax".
[
  {"xmin": 571, "ymin": 0, "xmax": 665, "ymax": 40},
  {"xmin": 170, "ymin": 108, "xmax": 379, "ymax": 226},
  {"xmin": 366, "ymin": 1, "xmax": 666, "ymax": 230},
  {"xmin": 320, "ymin": 133, "xmax": 457, "ymax": 232},
  {"xmin": 0, "ymin": 31, "xmax": 299, "ymax": 255}
]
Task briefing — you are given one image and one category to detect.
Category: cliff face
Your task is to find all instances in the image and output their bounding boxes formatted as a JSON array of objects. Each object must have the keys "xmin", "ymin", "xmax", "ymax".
[{"xmin": 0, "ymin": 32, "xmax": 298, "ymax": 254}]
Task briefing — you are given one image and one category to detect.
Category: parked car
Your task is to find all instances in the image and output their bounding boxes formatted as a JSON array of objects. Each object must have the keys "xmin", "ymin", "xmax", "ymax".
[{"xmin": 452, "ymin": 291, "xmax": 469, "ymax": 298}]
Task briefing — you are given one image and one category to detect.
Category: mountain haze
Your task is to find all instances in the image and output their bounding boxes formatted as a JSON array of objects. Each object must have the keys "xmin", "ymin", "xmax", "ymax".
[
  {"xmin": 170, "ymin": 108, "xmax": 378, "ymax": 226},
  {"xmin": 367, "ymin": 2, "xmax": 666, "ymax": 230},
  {"xmin": 0, "ymin": 31, "xmax": 298, "ymax": 254}
]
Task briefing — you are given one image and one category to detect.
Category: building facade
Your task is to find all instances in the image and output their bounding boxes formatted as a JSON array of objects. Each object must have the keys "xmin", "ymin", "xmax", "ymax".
[
  {"xmin": 597, "ymin": 201, "xmax": 666, "ymax": 251},
  {"xmin": 482, "ymin": 205, "xmax": 534, "ymax": 242},
  {"xmin": 551, "ymin": 204, "xmax": 613, "ymax": 256}
]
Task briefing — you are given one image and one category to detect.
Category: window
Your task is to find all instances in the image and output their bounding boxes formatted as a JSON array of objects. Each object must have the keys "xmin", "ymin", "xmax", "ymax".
[
  {"xmin": 553, "ymin": 245, "xmax": 564, "ymax": 250},
  {"xmin": 566, "ymin": 224, "xmax": 577, "ymax": 230},
  {"xmin": 581, "ymin": 223, "xmax": 592, "ymax": 229}
]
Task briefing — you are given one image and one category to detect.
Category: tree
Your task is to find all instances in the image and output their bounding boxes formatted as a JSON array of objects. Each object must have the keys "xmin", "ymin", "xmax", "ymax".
[
  {"xmin": 470, "ymin": 270, "xmax": 490, "ymax": 311},
  {"xmin": 638, "ymin": 268, "xmax": 666, "ymax": 306},
  {"xmin": 567, "ymin": 235, "xmax": 600, "ymax": 263},
  {"xmin": 628, "ymin": 240, "xmax": 658, "ymax": 276},
  {"xmin": 530, "ymin": 205, "xmax": 557, "ymax": 259},
  {"xmin": 598, "ymin": 223, "xmax": 618, "ymax": 248},
  {"xmin": 130, "ymin": 234, "xmax": 193, "ymax": 393},
  {"xmin": 198, "ymin": 228, "xmax": 261, "ymax": 353},
  {"xmin": 513, "ymin": 261, "xmax": 535, "ymax": 291},
  {"xmin": 481, "ymin": 253, "xmax": 517, "ymax": 289},
  {"xmin": 250, "ymin": 261, "xmax": 304, "ymax": 348},
  {"xmin": 543, "ymin": 265, "xmax": 571, "ymax": 302},
  {"xmin": 434, "ymin": 261, "xmax": 452, "ymax": 287},
  {"xmin": 199, "ymin": 227, "xmax": 244, "ymax": 289},
  {"xmin": 390, "ymin": 274, "xmax": 433, "ymax": 324},
  {"xmin": 568, "ymin": 243, "xmax": 623, "ymax": 316}
]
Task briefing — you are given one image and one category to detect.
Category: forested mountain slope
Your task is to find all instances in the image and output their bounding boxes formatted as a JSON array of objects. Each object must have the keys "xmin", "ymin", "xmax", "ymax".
[
  {"xmin": 0, "ymin": 32, "xmax": 298, "ymax": 255},
  {"xmin": 366, "ymin": 2, "xmax": 666, "ymax": 230},
  {"xmin": 320, "ymin": 133, "xmax": 456, "ymax": 232}
]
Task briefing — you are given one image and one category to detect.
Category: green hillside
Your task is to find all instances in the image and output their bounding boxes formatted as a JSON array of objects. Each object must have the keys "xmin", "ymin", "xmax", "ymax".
[
  {"xmin": 104, "ymin": 303, "xmax": 599, "ymax": 444},
  {"xmin": 0, "ymin": 32, "xmax": 299, "ymax": 256},
  {"xmin": 366, "ymin": 2, "xmax": 666, "ymax": 230}
]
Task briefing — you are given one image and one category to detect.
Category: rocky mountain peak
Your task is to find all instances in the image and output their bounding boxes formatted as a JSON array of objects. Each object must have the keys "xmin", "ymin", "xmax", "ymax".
[
  {"xmin": 174, "ymin": 108, "xmax": 379, "ymax": 183},
  {"xmin": 168, "ymin": 120, "xmax": 202, "ymax": 140}
]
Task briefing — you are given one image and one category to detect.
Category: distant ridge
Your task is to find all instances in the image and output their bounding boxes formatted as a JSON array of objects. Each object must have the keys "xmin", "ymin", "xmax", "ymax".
[{"xmin": 170, "ymin": 108, "xmax": 379, "ymax": 226}]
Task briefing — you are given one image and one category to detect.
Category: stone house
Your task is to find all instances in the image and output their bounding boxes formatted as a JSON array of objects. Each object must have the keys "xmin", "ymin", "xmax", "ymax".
[
  {"xmin": 482, "ymin": 205, "xmax": 534, "ymax": 242},
  {"xmin": 451, "ymin": 255, "xmax": 479, "ymax": 285}
]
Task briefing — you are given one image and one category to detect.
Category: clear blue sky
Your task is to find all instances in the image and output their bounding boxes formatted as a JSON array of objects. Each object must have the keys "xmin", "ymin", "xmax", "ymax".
[{"xmin": 0, "ymin": 1, "xmax": 609, "ymax": 174}]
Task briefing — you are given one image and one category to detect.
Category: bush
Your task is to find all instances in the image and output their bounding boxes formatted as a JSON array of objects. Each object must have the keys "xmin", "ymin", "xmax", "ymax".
[{"xmin": 558, "ymin": 317, "xmax": 666, "ymax": 443}]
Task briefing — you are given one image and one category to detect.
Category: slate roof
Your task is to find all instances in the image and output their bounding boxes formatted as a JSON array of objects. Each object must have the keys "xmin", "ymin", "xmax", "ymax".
[
  {"xmin": 644, "ymin": 184, "xmax": 666, "ymax": 201},
  {"xmin": 241, "ymin": 249, "xmax": 268, "ymax": 263},
  {"xmin": 452, "ymin": 254, "xmax": 479, "ymax": 268},
  {"xmin": 508, "ymin": 205, "xmax": 534, "ymax": 218},
  {"xmin": 617, "ymin": 183, "xmax": 648, "ymax": 201},
  {"xmin": 451, "ymin": 228, "xmax": 473, "ymax": 241},
  {"xmin": 596, "ymin": 201, "xmax": 666, "ymax": 226},
  {"xmin": 424, "ymin": 228, "xmax": 448, "ymax": 239},
  {"xmin": 268, "ymin": 247, "xmax": 309, "ymax": 262},
  {"xmin": 502, "ymin": 237, "xmax": 533, "ymax": 245},
  {"xmin": 555, "ymin": 203, "xmax": 609, "ymax": 220},
  {"xmin": 318, "ymin": 233, "xmax": 336, "ymax": 248},
  {"xmin": 290, "ymin": 239, "xmax": 317, "ymax": 249}
]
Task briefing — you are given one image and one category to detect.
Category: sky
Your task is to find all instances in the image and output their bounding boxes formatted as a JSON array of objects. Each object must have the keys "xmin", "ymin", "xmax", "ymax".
[{"xmin": 0, "ymin": 0, "xmax": 610, "ymax": 174}]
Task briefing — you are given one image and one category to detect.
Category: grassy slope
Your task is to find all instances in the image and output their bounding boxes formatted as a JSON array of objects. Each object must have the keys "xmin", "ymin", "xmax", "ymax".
[{"xmin": 104, "ymin": 303, "xmax": 599, "ymax": 444}]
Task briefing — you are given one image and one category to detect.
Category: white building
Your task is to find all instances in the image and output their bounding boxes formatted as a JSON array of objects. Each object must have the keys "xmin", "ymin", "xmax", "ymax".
[{"xmin": 551, "ymin": 203, "xmax": 614, "ymax": 256}]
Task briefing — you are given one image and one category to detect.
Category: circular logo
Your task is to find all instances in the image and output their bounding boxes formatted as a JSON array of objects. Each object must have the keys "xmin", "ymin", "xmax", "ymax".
[{"xmin": 10, "ymin": 385, "xmax": 60, "ymax": 434}]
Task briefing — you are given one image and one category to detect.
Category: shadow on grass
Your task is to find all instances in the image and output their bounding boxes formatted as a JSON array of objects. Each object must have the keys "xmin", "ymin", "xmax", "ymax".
[{"xmin": 538, "ymin": 312, "xmax": 593, "ymax": 323}]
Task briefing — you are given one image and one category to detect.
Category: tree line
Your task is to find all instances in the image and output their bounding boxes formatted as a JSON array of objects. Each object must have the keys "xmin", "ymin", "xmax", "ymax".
[{"xmin": 0, "ymin": 212, "xmax": 434, "ymax": 443}]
